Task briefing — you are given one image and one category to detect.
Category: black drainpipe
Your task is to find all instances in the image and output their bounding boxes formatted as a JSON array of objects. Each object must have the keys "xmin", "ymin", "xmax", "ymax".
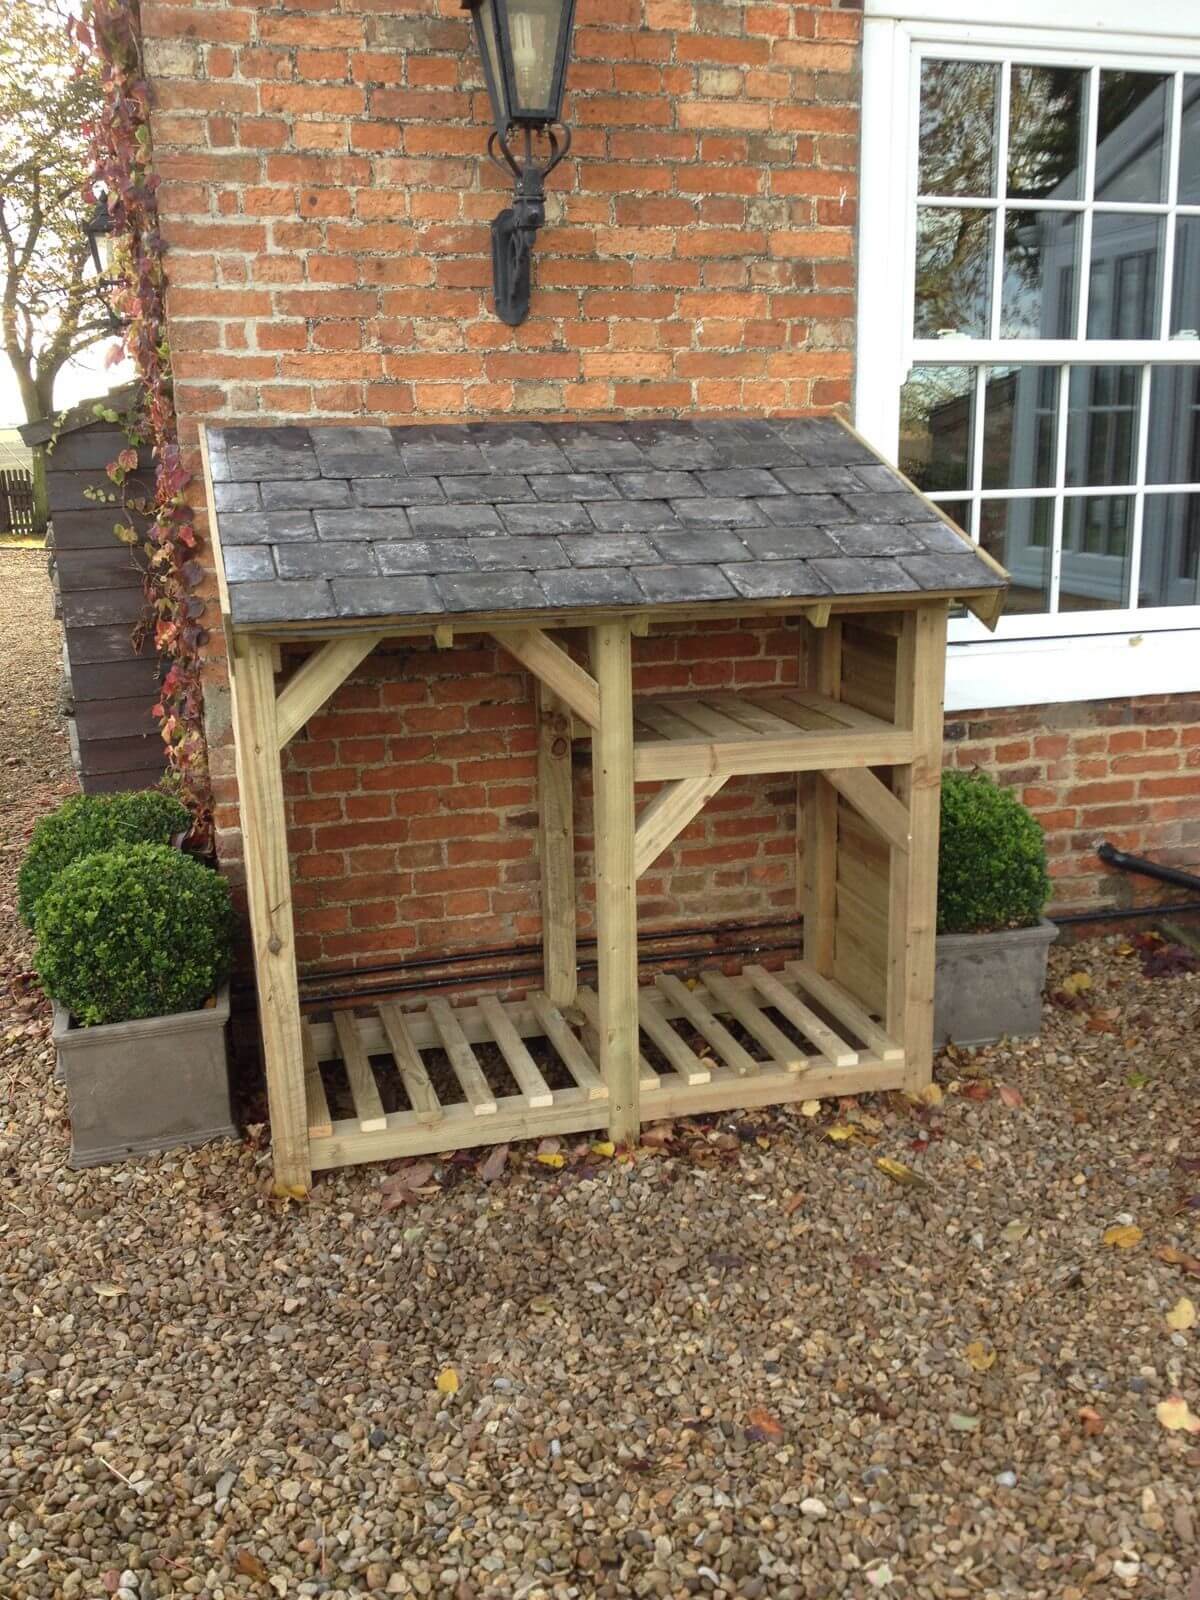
[{"xmin": 1051, "ymin": 841, "xmax": 1200, "ymax": 927}]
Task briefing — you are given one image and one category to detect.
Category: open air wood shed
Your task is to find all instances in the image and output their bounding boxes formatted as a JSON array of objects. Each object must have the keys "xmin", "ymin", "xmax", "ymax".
[{"xmin": 201, "ymin": 415, "xmax": 1007, "ymax": 1192}]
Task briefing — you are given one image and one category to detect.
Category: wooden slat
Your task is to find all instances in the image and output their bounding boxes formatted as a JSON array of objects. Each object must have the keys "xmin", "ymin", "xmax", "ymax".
[
  {"xmin": 634, "ymin": 773, "xmax": 727, "ymax": 878},
  {"xmin": 632, "ymin": 699, "xmax": 709, "ymax": 742},
  {"xmin": 536, "ymin": 682, "xmax": 577, "ymax": 1006},
  {"xmin": 802, "ymin": 618, "xmax": 842, "ymax": 975},
  {"xmin": 658, "ymin": 698, "xmax": 760, "ymax": 741},
  {"xmin": 275, "ymin": 634, "xmax": 384, "ymax": 748},
  {"xmin": 377, "ymin": 1003, "xmax": 443, "ymax": 1122},
  {"xmin": 700, "ymin": 970, "xmax": 809, "ymax": 1071},
  {"xmin": 824, "ymin": 766, "xmax": 911, "ymax": 854},
  {"xmin": 576, "ymin": 986, "xmax": 660, "ymax": 1092},
  {"xmin": 637, "ymin": 991, "xmax": 712, "ymax": 1085},
  {"xmin": 781, "ymin": 689, "xmax": 889, "ymax": 733},
  {"xmin": 633, "ymin": 726, "xmax": 913, "ymax": 781},
  {"xmin": 705, "ymin": 692, "xmax": 805, "ymax": 738},
  {"xmin": 528, "ymin": 990, "xmax": 608, "ymax": 1100},
  {"xmin": 333, "ymin": 1010, "xmax": 388, "ymax": 1132},
  {"xmin": 590, "ymin": 622, "xmax": 639, "ymax": 1142},
  {"xmin": 427, "ymin": 998, "xmax": 498, "ymax": 1115},
  {"xmin": 495, "ymin": 627, "xmax": 601, "ymax": 728},
  {"xmin": 743, "ymin": 964, "xmax": 858, "ymax": 1068},
  {"xmin": 302, "ymin": 1021, "xmax": 332, "ymax": 1139},
  {"xmin": 227, "ymin": 632, "xmax": 310, "ymax": 1191},
  {"xmin": 654, "ymin": 974, "xmax": 759, "ymax": 1076},
  {"xmin": 785, "ymin": 961, "xmax": 904, "ymax": 1063},
  {"xmin": 478, "ymin": 995, "xmax": 554, "ymax": 1108}
]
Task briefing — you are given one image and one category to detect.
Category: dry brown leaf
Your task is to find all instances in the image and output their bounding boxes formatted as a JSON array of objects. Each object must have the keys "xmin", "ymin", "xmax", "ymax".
[
  {"xmin": 918, "ymin": 1082, "xmax": 944, "ymax": 1108},
  {"xmin": 478, "ymin": 1144, "xmax": 509, "ymax": 1183},
  {"xmin": 964, "ymin": 1340, "xmax": 996, "ymax": 1372},
  {"xmin": 1103, "ymin": 1224, "xmax": 1143, "ymax": 1250},
  {"xmin": 826, "ymin": 1123, "xmax": 857, "ymax": 1143},
  {"xmin": 1167, "ymin": 1297, "xmax": 1197, "ymax": 1332},
  {"xmin": 783, "ymin": 1192, "xmax": 806, "ymax": 1216},
  {"xmin": 234, "ymin": 1550, "xmax": 268, "ymax": 1582},
  {"xmin": 745, "ymin": 1406, "xmax": 784, "ymax": 1442},
  {"xmin": 875, "ymin": 1155, "xmax": 932, "ymax": 1190},
  {"xmin": 436, "ymin": 1367, "xmax": 460, "ymax": 1395},
  {"xmin": 641, "ymin": 1122, "xmax": 675, "ymax": 1147},
  {"xmin": 1078, "ymin": 1406, "xmax": 1105, "ymax": 1436},
  {"xmin": 1156, "ymin": 1244, "xmax": 1200, "ymax": 1276},
  {"xmin": 997, "ymin": 1083, "xmax": 1024, "ymax": 1109},
  {"xmin": 1061, "ymin": 970, "xmax": 1093, "ymax": 995},
  {"xmin": 960, "ymin": 1080, "xmax": 992, "ymax": 1101},
  {"xmin": 1157, "ymin": 1395, "xmax": 1200, "ymax": 1433}
]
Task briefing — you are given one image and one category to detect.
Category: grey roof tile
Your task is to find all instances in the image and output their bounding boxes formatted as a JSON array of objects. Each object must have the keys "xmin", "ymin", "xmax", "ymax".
[
  {"xmin": 332, "ymin": 576, "xmax": 440, "ymax": 617},
  {"xmin": 315, "ymin": 508, "xmax": 412, "ymax": 541},
  {"xmin": 498, "ymin": 501, "xmax": 593, "ymax": 535},
  {"xmin": 231, "ymin": 578, "xmax": 333, "ymax": 622},
  {"xmin": 378, "ymin": 540, "xmax": 476, "ymax": 574},
  {"xmin": 807, "ymin": 557, "xmax": 922, "ymax": 593},
  {"xmin": 209, "ymin": 416, "xmax": 1007, "ymax": 626},
  {"xmin": 220, "ymin": 511, "xmax": 317, "ymax": 546},
  {"xmin": 536, "ymin": 567, "xmax": 643, "ymax": 607},
  {"xmin": 277, "ymin": 542, "xmax": 380, "ymax": 578},
  {"xmin": 435, "ymin": 570, "xmax": 547, "ymax": 613},
  {"xmin": 720, "ymin": 561, "xmax": 832, "ymax": 599},
  {"xmin": 354, "ymin": 478, "xmax": 446, "ymax": 507},
  {"xmin": 634, "ymin": 565, "xmax": 738, "ymax": 603}
]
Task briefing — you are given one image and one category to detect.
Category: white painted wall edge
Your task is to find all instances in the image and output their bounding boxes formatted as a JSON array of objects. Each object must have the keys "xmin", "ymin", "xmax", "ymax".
[
  {"xmin": 863, "ymin": 0, "xmax": 1199, "ymax": 40},
  {"xmin": 945, "ymin": 630, "xmax": 1200, "ymax": 713}
]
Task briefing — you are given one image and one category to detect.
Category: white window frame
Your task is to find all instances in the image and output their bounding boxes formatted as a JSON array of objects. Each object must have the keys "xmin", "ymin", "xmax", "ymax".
[{"xmin": 859, "ymin": 0, "xmax": 1200, "ymax": 711}]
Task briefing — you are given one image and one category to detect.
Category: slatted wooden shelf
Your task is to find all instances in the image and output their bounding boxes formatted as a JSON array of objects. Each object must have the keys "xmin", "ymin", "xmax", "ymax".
[
  {"xmin": 304, "ymin": 962, "xmax": 905, "ymax": 1171},
  {"xmin": 573, "ymin": 689, "xmax": 914, "ymax": 780}
]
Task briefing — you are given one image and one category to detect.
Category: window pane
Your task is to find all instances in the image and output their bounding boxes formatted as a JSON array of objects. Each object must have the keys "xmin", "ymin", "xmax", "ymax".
[
  {"xmin": 919, "ymin": 59, "xmax": 999, "ymax": 197},
  {"xmin": 1180, "ymin": 77, "xmax": 1200, "ymax": 205},
  {"xmin": 931, "ymin": 499, "xmax": 971, "ymax": 535},
  {"xmin": 1139, "ymin": 494, "xmax": 1200, "ymax": 605},
  {"xmin": 1001, "ymin": 211, "xmax": 1080, "ymax": 337},
  {"xmin": 1095, "ymin": 71, "xmax": 1170, "ymax": 203},
  {"xmin": 1171, "ymin": 217, "xmax": 1200, "ymax": 338},
  {"xmin": 899, "ymin": 366, "xmax": 975, "ymax": 492},
  {"xmin": 980, "ymin": 498, "xmax": 1053, "ymax": 612},
  {"xmin": 915, "ymin": 208, "xmax": 993, "ymax": 338},
  {"xmin": 1008, "ymin": 66, "xmax": 1086, "ymax": 201},
  {"xmin": 1087, "ymin": 214, "xmax": 1164, "ymax": 339},
  {"xmin": 1147, "ymin": 367, "xmax": 1200, "ymax": 485},
  {"xmin": 1066, "ymin": 366, "xmax": 1140, "ymax": 487},
  {"xmin": 1060, "ymin": 495, "xmax": 1133, "ymax": 608},
  {"xmin": 982, "ymin": 366, "xmax": 1057, "ymax": 490}
]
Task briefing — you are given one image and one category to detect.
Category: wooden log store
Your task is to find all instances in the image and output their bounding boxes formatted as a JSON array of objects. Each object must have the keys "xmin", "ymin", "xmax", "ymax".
[{"xmin": 201, "ymin": 416, "xmax": 1008, "ymax": 1191}]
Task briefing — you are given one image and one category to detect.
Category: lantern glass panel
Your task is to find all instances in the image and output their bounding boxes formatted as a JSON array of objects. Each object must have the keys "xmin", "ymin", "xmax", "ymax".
[
  {"xmin": 472, "ymin": 0, "xmax": 510, "ymax": 129},
  {"xmin": 501, "ymin": 0, "xmax": 570, "ymax": 122}
]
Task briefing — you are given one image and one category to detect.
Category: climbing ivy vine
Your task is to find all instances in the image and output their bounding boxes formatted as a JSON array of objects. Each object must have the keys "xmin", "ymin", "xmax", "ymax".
[{"xmin": 70, "ymin": 0, "xmax": 210, "ymax": 830}]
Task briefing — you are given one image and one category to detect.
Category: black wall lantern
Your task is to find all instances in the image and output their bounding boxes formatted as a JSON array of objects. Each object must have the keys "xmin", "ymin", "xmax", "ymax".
[
  {"xmin": 461, "ymin": 0, "xmax": 578, "ymax": 326},
  {"xmin": 83, "ymin": 194, "xmax": 127, "ymax": 333}
]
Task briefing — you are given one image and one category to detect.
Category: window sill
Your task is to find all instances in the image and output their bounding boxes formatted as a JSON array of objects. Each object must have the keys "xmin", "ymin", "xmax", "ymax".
[{"xmin": 945, "ymin": 626, "xmax": 1200, "ymax": 711}]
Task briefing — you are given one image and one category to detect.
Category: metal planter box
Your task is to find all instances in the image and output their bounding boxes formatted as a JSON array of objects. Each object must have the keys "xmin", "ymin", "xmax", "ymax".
[
  {"xmin": 934, "ymin": 920, "xmax": 1058, "ymax": 1048},
  {"xmin": 53, "ymin": 985, "xmax": 236, "ymax": 1168}
]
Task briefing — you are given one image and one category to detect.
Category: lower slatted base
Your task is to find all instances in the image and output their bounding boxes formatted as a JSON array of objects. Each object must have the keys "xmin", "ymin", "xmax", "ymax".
[{"xmin": 304, "ymin": 960, "xmax": 906, "ymax": 1173}]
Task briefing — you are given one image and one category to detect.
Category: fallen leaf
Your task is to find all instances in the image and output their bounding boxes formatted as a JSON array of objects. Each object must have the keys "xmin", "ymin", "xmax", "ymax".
[
  {"xmin": 435, "ymin": 1367, "xmax": 460, "ymax": 1395},
  {"xmin": 478, "ymin": 1143, "xmax": 509, "ymax": 1183},
  {"xmin": 997, "ymin": 1083, "xmax": 1024, "ymax": 1109},
  {"xmin": 93, "ymin": 1283, "xmax": 123, "ymax": 1300},
  {"xmin": 918, "ymin": 1082, "xmax": 943, "ymax": 1107},
  {"xmin": 536, "ymin": 1152, "xmax": 565, "ymax": 1169},
  {"xmin": 960, "ymin": 1079, "xmax": 992, "ymax": 1101},
  {"xmin": 1061, "ymin": 970, "xmax": 1093, "ymax": 995},
  {"xmin": 826, "ymin": 1123, "xmax": 857, "ymax": 1143},
  {"xmin": 783, "ymin": 1192, "xmax": 806, "ymax": 1216},
  {"xmin": 1103, "ymin": 1224, "xmax": 1143, "ymax": 1250},
  {"xmin": 745, "ymin": 1406, "xmax": 784, "ymax": 1442},
  {"xmin": 1078, "ymin": 1406, "xmax": 1105, "ymax": 1436},
  {"xmin": 269, "ymin": 1181, "xmax": 307, "ymax": 1203},
  {"xmin": 1167, "ymin": 1297, "xmax": 1197, "ymax": 1332},
  {"xmin": 800, "ymin": 1099, "xmax": 821, "ymax": 1118},
  {"xmin": 964, "ymin": 1340, "xmax": 996, "ymax": 1372},
  {"xmin": 590, "ymin": 1140, "xmax": 615, "ymax": 1158},
  {"xmin": 641, "ymin": 1122, "xmax": 674, "ymax": 1147},
  {"xmin": 948, "ymin": 1412, "xmax": 979, "ymax": 1431},
  {"xmin": 858, "ymin": 1113, "xmax": 884, "ymax": 1134},
  {"xmin": 528, "ymin": 1296, "xmax": 554, "ymax": 1315},
  {"xmin": 1156, "ymin": 1244, "xmax": 1200, "ymax": 1276},
  {"xmin": 234, "ymin": 1550, "xmax": 268, "ymax": 1581},
  {"xmin": 1000, "ymin": 1220, "xmax": 1030, "ymax": 1243},
  {"xmin": 875, "ymin": 1156, "xmax": 931, "ymax": 1189},
  {"xmin": 1156, "ymin": 1395, "xmax": 1200, "ymax": 1433},
  {"xmin": 537, "ymin": 1137, "xmax": 561, "ymax": 1157}
]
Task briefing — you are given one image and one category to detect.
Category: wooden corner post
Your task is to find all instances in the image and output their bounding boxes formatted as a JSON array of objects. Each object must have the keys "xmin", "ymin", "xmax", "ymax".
[
  {"xmin": 801, "ymin": 616, "xmax": 842, "ymax": 975},
  {"xmin": 589, "ymin": 622, "xmax": 639, "ymax": 1146},
  {"xmin": 536, "ymin": 682, "xmax": 577, "ymax": 1008},
  {"xmin": 888, "ymin": 605, "xmax": 948, "ymax": 1090},
  {"xmin": 229, "ymin": 633, "xmax": 311, "ymax": 1192}
]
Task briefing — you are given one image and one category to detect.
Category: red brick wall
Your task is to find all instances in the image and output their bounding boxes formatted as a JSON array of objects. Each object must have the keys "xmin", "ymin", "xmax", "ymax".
[{"xmin": 945, "ymin": 697, "xmax": 1200, "ymax": 915}]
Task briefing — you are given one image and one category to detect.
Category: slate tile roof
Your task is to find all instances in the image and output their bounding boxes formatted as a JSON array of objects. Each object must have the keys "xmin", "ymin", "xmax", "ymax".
[{"xmin": 205, "ymin": 417, "xmax": 1006, "ymax": 628}]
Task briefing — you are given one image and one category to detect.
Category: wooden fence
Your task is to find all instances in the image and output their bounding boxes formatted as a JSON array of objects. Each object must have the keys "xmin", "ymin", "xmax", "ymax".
[{"xmin": 0, "ymin": 468, "xmax": 42, "ymax": 537}]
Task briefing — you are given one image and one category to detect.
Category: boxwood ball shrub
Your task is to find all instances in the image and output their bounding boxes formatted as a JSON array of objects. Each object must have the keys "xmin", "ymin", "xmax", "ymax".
[
  {"xmin": 17, "ymin": 790, "xmax": 190, "ymax": 928},
  {"xmin": 938, "ymin": 770, "xmax": 1050, "ymax": 935},
  {"xmin": 35, "ymin": 844, "xmax": 234, "ymax": 1026}
]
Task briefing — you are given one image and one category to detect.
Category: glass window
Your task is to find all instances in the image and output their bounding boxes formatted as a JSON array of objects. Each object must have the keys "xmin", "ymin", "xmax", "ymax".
[
  {"xmin": 919, "ymin": 59, "xmax": 999, "ymax": 197},
  {"xmin": 1140, "ymin": 494, "xmax": 1200, "ymax": 606}
]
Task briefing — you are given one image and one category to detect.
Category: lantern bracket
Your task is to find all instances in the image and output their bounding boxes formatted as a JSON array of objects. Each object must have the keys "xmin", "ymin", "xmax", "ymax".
[{"xmin": 485, "ymin": 123, "xmax": 571, "ymax": 327}]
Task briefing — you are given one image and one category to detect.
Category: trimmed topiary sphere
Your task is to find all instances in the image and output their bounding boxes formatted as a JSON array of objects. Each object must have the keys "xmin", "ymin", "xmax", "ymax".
[
  {"xmin": 35, "ymin": 844, "xmax": 234, "ymax": 1026},
  {"xmin": 938, "ymin": 770, "xmax": 1050, "ymax": 935},
  {"xmin": 17, "ymin": 790, "xmax": 190, "ymax": 928}
]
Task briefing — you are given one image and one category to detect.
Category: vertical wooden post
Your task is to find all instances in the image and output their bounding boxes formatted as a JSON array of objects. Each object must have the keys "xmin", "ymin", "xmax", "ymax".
[
  {"xmin": 589, "ymin": 622, "xmax": 639, "ymax": 1146},
  {"xmin": 888, "ymin": 605, "xmax": 948, "ymax": 1089},
  {"xmin": 229, "ymin": 633, "xmax": 311, "ymax": 1191},
  {"xmin": 536, "ymin": 682, "xmax": 577, "ymax": 1008},
  {"xmin": 801, "ymin": 616, "xmax": 842, "ymax": 975}
]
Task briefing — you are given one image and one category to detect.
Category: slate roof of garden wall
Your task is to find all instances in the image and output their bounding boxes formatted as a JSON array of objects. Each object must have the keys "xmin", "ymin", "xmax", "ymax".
[{"xmin": 204, "ymin": 417, "xmax": 1006, "ymax": 628}]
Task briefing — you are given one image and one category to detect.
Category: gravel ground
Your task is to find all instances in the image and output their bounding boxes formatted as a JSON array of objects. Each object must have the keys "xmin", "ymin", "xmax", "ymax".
[{"xmin": 2, "ymin": 553, "xmax": 1200, "ymax": 1598}]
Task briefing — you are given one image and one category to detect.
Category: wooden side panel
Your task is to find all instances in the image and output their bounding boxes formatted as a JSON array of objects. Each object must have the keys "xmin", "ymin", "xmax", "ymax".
[
  {"xmin": 839, "ymin": 620, "xmax": 899, "ymax": 725},
  {"xmin": 833, "ymin": 798, "xmax": 890, "ymax": 1017}
]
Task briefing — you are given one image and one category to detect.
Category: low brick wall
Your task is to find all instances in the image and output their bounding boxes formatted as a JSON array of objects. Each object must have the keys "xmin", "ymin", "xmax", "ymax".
[{"xmin": 945, "ymin": 696, "xmax": 1200, "ymax": 914}]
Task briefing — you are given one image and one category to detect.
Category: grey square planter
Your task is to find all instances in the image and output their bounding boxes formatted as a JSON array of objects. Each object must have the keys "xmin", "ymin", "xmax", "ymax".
[
  {"xmin": 934, "ymin": 920, "xmax": 1058, "ymax": 1048},
  {"xmin": 53, "ymin": 984, "xmax": 236, "ymax": 1168}
]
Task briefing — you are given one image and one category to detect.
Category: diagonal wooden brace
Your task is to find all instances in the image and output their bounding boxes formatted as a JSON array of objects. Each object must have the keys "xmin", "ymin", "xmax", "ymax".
[
  {"xmin": 823, "ymin": 765, "xmax": 911, "ymax": 853},
  {"xmin": 275, "ymin": 633, "xmax": 385, "ymax": 749},
  {"xmin": 633, "ymin": 774, "xmax": 728, "ymax": 878},
  {"xmin": 493, "ymin": 627, "xmax": 601, "ymax": 729}
]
